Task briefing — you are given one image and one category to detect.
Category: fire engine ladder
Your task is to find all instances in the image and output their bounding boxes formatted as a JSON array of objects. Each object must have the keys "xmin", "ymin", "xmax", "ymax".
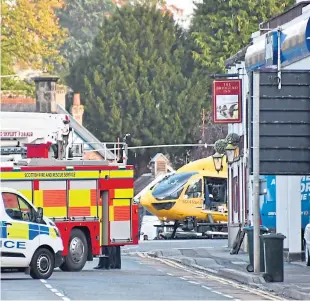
[{"xmin": 13, "ymin": 158, "xmax": 128, "ymax": 168}]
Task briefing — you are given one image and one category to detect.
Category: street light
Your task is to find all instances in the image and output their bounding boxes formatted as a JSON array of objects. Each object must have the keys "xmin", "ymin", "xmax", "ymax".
[{"xmin": 212, "ymin": 152, "xmax": 224, "ymax": 172}]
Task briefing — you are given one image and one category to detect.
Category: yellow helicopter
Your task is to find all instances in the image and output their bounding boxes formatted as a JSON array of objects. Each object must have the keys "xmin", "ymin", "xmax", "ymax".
[{"xmin": 139, "ymin": 155, "xmax": 228, "ymax": 238}]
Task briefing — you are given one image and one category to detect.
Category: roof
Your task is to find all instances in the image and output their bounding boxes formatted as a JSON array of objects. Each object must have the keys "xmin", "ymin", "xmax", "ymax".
[
  {"xmin": 134, "ymin": 173, "xmax": 155, "ymax": 196},
  {"xmin": 56, "ymin": 104, "xmax": 115, "ymax": 160},
  {"xmin": 0, "ymin": 97, "xmax": 36, "ymax": 105},
  {"xmin": 150, "ymin": 153, "xmax": 169, "ymax": 163},
  {"xmin": 1, "ymin": 186, "xmax": 24, "ymax": 194},
  {"xmin": 225, "ymin": 45, "xmax": 249, "ymax": 68}
]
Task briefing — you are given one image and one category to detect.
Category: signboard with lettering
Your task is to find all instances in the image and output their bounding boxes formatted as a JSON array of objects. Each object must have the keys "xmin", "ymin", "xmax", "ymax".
[
  {"xmin": 0, "ymin": 131, "xmax": 33, "ymax": 138},
  {"xmin": 212, "ymin": 79, "xmax": 242, "ymax": 124},
  {"xmin": 258, "ymin": 175, "xmax": 310, "ymax": 230}
]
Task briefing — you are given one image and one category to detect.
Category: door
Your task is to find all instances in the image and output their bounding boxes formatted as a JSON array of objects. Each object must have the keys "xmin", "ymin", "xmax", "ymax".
[
  {"xmin": 183, "ymin": 177, "xmax": 204, "ymax": 209},
  {"xmin": 1, "ymin": 192, "xmax": 40, "ymax": 267}
]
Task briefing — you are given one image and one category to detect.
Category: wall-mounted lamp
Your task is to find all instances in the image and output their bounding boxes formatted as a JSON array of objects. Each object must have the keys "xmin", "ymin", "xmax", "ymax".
[{"xmin": 212, "ymin": 152, "xmax": 224, "ymax": 172}]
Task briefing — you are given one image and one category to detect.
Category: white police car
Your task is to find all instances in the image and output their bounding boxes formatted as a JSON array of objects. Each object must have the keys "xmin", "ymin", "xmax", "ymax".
[{"xmin": 0, "ymin": 187, "xmax": 63, "ymax": 279}]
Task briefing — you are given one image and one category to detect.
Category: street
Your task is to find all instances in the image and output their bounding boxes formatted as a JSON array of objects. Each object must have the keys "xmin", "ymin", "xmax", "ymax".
[{"xmin": 1, "ymin": 240, "xmax": 285, "ymax": 300}]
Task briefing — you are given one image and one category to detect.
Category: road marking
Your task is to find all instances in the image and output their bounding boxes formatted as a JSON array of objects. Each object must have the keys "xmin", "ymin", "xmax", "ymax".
[
  {"xmin": 144, "ymin": 255, "xmax": 288, "ymax": 300},
  {"xmin": 223, "ymin": 294, "xmax": 234, "ymax": 299},
  {"xmin": 201, "ymin": 285, "xmax": 211, "ymax": 290},
  {"xmin": 166, "ymin": 273, "xmax": 173, "ymax": 276},
  {"xmin": 188, "ymin": 281, "xmax": 199, "ymax": 285},
  {"xmin": 40, "ymin": 279, "xmax": 71, "ymax": 301},
  {"xmin": 179, "ymin": 277, "xmax": 186, "ymax": 280}
]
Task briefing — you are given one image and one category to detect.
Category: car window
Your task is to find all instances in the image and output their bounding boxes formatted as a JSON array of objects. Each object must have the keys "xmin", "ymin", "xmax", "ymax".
[{"xmin": 2, "ymin": 192, "xmax": 34, "ymax": 222}]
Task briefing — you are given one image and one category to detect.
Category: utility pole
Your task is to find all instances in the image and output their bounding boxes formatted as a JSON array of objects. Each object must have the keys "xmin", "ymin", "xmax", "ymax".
[
  {"xmin": 202, "ymin": 108, "xmax": 206, "ymax": 139},
  {"xmin": 252, "ymin": 70, "xmax": 261, "ymax": 273}
]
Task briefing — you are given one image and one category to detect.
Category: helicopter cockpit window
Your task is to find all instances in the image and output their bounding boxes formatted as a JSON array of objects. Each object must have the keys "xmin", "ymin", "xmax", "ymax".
[
  {"xmin": 185, "ymin": 179, "xmax": 203, "ymax": 199},
  {"xmin": 152, "ymin": 172, "xmax": 198, "ymax": 201}
]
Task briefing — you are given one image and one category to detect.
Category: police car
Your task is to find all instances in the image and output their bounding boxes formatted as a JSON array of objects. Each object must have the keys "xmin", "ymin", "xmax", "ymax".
[{"xmin": 0, "ymin": 187, "xmax": 64, "ymax": 279}]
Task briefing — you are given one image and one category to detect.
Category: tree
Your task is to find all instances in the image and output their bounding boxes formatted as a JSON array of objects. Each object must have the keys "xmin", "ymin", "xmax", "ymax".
[
  {"xmin": 190, "ymin": 0, "xmax": 295, "ymax": 73},
  {"xmin": 67, "ymin": 2, "xmax": 206, "ymax": 174},
  {"xmin": 1, "ymin": 0, "xmax": 66, "ymax": 70},
  {"xmin": 190, "ymin": 109, "xmax": 228, "ymax": 161},
  {"xmin": 57, "ymin": 0, "xmax": 115, "ymax": 71}
]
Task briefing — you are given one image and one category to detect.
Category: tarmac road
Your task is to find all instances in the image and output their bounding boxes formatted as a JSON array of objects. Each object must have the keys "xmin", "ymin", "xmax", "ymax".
[
  {"xmin": 122, "ymin": 238, "xmax": 229, "ymax": 253},
  {"xmin": 1, "ymin": 240, "xmax": 283, "ymax": 301}
]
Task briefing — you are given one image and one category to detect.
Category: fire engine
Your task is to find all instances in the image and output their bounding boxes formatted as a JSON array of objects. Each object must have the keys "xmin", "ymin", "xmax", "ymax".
[{"xmin": 0, "ymin": 111, "xmax": 139, "ymax": 271}]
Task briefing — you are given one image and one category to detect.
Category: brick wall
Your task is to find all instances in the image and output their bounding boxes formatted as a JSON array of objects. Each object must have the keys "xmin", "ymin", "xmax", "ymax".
[{"xmin": 0, "ymin": 96, "xmax": 36, "ymax": 112}]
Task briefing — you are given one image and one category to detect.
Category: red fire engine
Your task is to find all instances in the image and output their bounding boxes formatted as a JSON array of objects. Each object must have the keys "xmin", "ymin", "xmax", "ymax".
[{"xmin": 0, "ymin": 111, "xmax": 139, "ymax": 271}]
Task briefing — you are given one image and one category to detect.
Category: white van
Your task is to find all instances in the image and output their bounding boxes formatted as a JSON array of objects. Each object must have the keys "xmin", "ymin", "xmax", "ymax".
[{"xmin": 0, "ymin": 187, "xmax": 64, "ymax": 279}]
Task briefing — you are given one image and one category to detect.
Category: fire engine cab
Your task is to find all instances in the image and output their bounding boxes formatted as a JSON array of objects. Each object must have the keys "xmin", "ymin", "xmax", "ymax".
[{"xmin": 0, "ymin": 111, "xmax": 139, "ymax": 272}]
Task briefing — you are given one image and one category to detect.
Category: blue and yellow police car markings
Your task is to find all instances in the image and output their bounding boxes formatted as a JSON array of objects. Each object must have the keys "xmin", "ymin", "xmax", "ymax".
[
  {"xmin": 1, "ymin": 221, "xmax": 8, "ymax": 239},
  {"xmin": 0, "ymin": 221, "xmax": 57, "ymax": 240}
]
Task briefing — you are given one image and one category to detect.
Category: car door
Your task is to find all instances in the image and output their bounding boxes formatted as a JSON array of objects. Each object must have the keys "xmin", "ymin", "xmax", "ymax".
[{"xmin": 1, "ymin": 192, "xmax": 40, "ymax": 268}]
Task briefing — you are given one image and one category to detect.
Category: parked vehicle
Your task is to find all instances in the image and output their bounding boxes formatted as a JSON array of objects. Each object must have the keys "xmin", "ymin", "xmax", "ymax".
[
  {"xmin": 0, "ymin": 111, "xmax": 139, "ymax": 272},
  {"xmin": 0, "ymin": 187, "xmax": 64, "ymax": 279}
]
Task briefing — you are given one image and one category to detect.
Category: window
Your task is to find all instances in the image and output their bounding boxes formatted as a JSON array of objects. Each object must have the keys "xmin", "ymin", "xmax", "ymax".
[
  {"xmin": 185, "ymin": 179, "xmax": 203, "ymax": 198},
  {"xmin": 152, "ymin": 172, "xmax": 198, "ymax": 200},
  {"xmin": 2, "ymin": 192, "xmax": 34, "ymax": 222}
]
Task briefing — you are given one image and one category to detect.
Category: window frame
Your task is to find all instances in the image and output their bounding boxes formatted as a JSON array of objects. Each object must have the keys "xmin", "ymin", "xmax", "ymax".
[
  {"xmin": 2, "ymin": 192, "xmax": 36, "ymax": 223},
  {"xmin": 184, "ymin": 178, "xmax": 203, "ymax": 199}
]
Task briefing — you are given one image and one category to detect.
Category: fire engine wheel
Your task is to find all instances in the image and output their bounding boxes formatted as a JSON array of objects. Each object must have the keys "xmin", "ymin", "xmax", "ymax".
[
  {"xmin": 30, "ymin": 248, "xmax": 55, "ymax": 279},
  {"xmin": 60, "ymin": 229, "xmax": 88, "ymax": 272}
]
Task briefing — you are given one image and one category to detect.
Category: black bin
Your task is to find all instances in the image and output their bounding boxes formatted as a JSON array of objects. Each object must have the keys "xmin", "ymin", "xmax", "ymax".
[
  {"xmin": 261, "ymin": 233, "xmax": 286, "ymax": 282},
  {"xmin": 243, "ymin": 226, "xmax": 269, "ymax": 272}
]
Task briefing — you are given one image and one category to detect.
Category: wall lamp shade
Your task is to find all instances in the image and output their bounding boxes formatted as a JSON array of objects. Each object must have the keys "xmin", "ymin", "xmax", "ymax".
[
  {"xmin": 212, "ymin": 152, "xmax": 224, "ymax": 172},
  {"xmin": 225, "ymin": 144, "xmax": 240, "ymax": 164},
  {"xmin": 226, "ymin": 144, "xmax": 236, "ymax": 164}
]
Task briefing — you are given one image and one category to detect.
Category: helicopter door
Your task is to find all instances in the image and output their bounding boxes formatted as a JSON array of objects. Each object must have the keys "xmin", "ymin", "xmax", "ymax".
[{"xmin": 183, "ymin": 177, "xmax": 204, "ymax": 208}]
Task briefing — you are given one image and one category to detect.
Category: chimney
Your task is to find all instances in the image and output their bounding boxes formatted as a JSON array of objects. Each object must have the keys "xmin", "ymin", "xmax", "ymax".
[
  {"xmin": 33, "ymin": 74, "xmax": 59, "ymax": 113},
  {"xmin": 71, "ymin": 93, "xmax": 84, "ymax": 125},
  {"xmin": 56, "ymin": 85, "xmax": 67, "ymax": 108}
]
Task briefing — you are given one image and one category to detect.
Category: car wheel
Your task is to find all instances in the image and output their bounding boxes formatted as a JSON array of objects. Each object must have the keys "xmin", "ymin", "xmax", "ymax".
[
  {"xmin": 305, "ymin": 241, "xmax": 310, "ymax": 266},
  {"xmin": 30, "ymin": 248, "xmax": 55, "ymax": 279}
]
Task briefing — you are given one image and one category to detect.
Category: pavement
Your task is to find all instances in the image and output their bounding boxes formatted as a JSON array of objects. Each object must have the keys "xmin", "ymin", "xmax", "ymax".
[
  {"xmin": 138, "ymin": 243, "xmax": 310, "ymax": 300},
  {"xmin": 1, "ymin": 239, "xmax": 309, "ymax": 300},
  {"xmin": 0, "ymin": 239, "xmax": 287, "ymax": 300}
]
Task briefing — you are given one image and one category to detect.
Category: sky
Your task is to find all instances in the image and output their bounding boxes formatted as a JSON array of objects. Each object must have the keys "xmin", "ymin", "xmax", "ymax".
[{"xmin": 165, "ymin": 0, "xmax": 199, "ymax": 29}]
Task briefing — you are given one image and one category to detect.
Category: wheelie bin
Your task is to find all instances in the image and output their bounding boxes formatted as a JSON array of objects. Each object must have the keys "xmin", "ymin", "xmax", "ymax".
[
  {"xmin": 261, "ymin": 233, "xmax": 286, "ymax": 282},
  {"xmin": 243, "ymin": 226, "xmax": 269, "ymax": 272}
]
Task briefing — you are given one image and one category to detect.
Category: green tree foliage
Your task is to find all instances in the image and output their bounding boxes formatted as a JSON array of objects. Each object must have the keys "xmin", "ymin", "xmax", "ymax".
[
  {"xmin": 67, "ymin": 2, "xmax": 206, "ymax": 170},
  {"xmin": 190, "ymin": 0, "xmax": 295, "ymax": 72},
  {"xmin": 1, "ymin": 0, "xmax": 66, "ymax": 70},
  {"xmin": 57, "ymin": 0, "xmax": 115, "ymax": 70},
  {"xmin": 1, "ymin": 0, "xmax": 66, "ymax": 95}
]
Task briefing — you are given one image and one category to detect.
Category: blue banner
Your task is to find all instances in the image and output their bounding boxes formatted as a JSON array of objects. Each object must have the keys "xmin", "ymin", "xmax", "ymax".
[
  {"xmin": 260, "ymin": 175, "xmax": 276, "ymax": 230},
  {"xmin": 259, "ymin": 176, "xmax": 310, "ymax": 230}
]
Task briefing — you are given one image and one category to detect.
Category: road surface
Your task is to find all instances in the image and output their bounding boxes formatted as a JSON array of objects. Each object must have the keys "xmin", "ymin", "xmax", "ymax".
[{"xmin": 1, "ymin": 240, "xmax": 284, "ymax": 300}]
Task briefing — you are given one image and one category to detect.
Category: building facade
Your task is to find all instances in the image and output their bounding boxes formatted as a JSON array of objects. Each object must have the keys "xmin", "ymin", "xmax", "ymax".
[{"xmin": 226, "ymin": 1, "xmax": 310, "ymax": 259}]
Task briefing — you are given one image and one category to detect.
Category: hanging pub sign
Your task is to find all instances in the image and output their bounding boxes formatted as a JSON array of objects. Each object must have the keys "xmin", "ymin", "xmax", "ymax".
[{"xmin": 212, "ymin": 79, "xmax": 242, "ymax": 124}]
